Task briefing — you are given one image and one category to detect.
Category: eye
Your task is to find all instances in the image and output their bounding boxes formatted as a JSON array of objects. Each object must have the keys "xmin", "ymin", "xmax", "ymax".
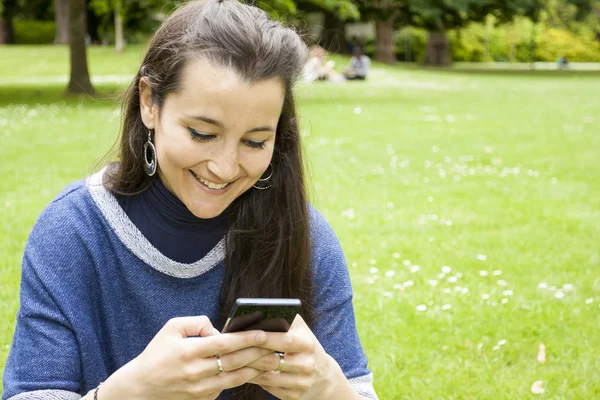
[
  {"xmin": 187, "ymin": 127, "xmax": 215, "ymax": 141},
  {"xmin": 244, "ymin": 140, "xmax": 267, "ymax": 149}
]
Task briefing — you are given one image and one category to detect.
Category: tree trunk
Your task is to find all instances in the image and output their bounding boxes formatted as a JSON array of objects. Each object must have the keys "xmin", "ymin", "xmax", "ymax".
[
  {"xmin": 423, "ymin": 30, "xmax": 451, "ymax": 66},
  {"xmin": 375, "ymin": 18, "xmax": 396, "ymax": 63},
  {"xmin": 114, "ymin": 1, "xmax": 124, "ymax": 53},
  {"xmin": 319, "ymin": 11, "xmax": 346, "ymax": 54},
  {"xmin": 67, "ymin": 0, "xmax": 94, "ymax": 95},
  {"xmin": 0, "ymin": 18, "xmax": 15, "ymax": 44},
  {"xmin": 54, "ymin": 0, "xmax": 70, "ymax": 44},
  {"xmin": 0, "ymin": 0, "xmax": 17, "ymax": 44}
]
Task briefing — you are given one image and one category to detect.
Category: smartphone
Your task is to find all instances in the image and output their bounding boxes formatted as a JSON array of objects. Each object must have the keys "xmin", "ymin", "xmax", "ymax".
[{"xmin": 222, "ymin": 298, "xmax": 301, "ymax": 333}]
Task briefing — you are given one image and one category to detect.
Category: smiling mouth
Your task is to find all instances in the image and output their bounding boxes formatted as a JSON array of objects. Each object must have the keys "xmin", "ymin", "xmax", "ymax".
[{"xmin": 190, "ymin": 170, "xmax": 231, "ymax": 190}]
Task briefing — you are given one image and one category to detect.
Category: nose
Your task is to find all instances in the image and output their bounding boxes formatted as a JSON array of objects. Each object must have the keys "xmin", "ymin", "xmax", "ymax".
[{"xmin": 206, "ymin": 145, "xmax": 240, "ymax": 182}]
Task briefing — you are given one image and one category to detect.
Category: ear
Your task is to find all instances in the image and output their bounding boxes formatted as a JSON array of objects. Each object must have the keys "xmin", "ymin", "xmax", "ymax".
[{"xmin": 139, "ymin": 77, "xmax": 156, "ymax": 130}]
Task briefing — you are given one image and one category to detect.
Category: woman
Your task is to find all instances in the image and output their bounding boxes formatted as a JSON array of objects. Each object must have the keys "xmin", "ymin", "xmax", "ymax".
[{"xmin": 2, "ymin": 1, "xmax": 377, "ymax": 399}]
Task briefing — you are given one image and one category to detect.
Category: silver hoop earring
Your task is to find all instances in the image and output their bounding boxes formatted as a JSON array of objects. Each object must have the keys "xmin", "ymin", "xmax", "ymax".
[
  {"xmin": 253, "ymin": 164, "xmax": 273, "ymax": 190},
  {"xmin": 143, "ymin": 129, "xmax": 157, "ymax": 176}
]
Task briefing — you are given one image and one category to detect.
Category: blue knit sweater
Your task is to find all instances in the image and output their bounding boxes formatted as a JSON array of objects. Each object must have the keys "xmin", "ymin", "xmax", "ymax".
[{"xmin": 2, "ymin": 169, "xmax": 377, "ymax": 400}]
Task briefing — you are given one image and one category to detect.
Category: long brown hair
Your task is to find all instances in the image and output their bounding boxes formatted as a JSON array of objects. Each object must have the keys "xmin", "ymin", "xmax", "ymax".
[{"xmin": 102, "ymin": 1, "xmax": 313, "ymax": 398}]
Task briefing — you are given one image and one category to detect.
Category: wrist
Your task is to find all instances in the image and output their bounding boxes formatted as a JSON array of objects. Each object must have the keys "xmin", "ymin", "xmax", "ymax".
[
  {"xmin": 321, "ymin": 355, "xmax": 361, "ymax": 400},
  {"xmin": 96, "ymin": 358, "xmax": 144, "ymax": 400}
]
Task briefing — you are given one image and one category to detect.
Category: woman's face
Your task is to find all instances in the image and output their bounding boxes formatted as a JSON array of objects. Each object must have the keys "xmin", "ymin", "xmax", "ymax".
[{"xmin": 139, "ymin": 59, "xmax": 285, "ymax": 219}]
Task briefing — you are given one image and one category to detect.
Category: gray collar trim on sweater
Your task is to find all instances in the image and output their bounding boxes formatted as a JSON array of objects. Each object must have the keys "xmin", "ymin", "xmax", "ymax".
[{"xmin": 85, "ymin": 167, "xmax": 226, "ymax": 279}]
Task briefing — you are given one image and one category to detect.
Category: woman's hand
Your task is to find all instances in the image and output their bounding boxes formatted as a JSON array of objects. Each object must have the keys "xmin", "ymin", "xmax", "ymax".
[
  {"xmin": 100, "ymin": 316, "xmax": 272, "ymax": 400},
  {"xmin": 246, "ymin": 315, "xmax": 347, "ymax": 400}
]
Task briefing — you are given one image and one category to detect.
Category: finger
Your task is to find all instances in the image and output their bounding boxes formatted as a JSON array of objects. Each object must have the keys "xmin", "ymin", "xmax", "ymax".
[
  {"xmin": 246, "ymin": 352, "xmax": 281, "ymax": 372},
  {"xmin": 289, "ymin": 314, "xmax": 309, "ymax": 330},
  {"xmin": 163, "ymin": 316, "xmax": 219, "ymax": 338},
  {"xmin": 258, "ymin": 330, "xmax": 314, "ymax": 354},
  {"xmin": 247, "ymin": 352, "xmax": 312, "ymax": 374},
  {"xmin": 249, "ymin": 371, "xmax": 310, "ymax": 391},
  {"xmin": 182, "ymin": 356, "xmax": 224, "ymax": 381},
  {"xmin": 187, "ymin": 330, "xmax": 268, "ymax": 358},
  {"xmin": 194, "ymin": 367, "xmax": 263, "ymax": 393},
  {"xmin": 219, "ymin": 347, "xmax": 273, "ymax": 372}
]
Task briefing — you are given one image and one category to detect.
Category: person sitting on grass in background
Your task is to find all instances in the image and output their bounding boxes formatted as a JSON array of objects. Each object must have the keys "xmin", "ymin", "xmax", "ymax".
[
  {"xmin": 302, "ymin": 45, "xmax": 343, "ymax": 82},
  {"xmin": 344, "ymin": 46, "xmax": 371, "ymax": 81},
  {"xmin": 556, "ymin": 56, "xmax": 570, "ymax": 69},
  {"xmin": 1, "ymin": 1, "xmax": 378, "ymax": 400}
]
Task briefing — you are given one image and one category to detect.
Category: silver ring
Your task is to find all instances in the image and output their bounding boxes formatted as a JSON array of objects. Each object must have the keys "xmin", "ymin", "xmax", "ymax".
[
  {"xmin": 216, "ymin": 355, "xmax": 224, "ymax": 374},
  {"xmin": 274, "ymin": 352, "xmax": 284, "ymax": 372}
]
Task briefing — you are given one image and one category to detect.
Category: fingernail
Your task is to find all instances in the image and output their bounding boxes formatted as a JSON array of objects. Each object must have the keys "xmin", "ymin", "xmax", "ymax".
[{"xmin": 213, "ymin": 328, "xmax": 221, "ymax": 335}]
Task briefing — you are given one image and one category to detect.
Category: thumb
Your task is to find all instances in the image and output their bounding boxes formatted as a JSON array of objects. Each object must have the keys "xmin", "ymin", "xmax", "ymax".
[
  {"xmin": 163, "ymin": 316, "xmax": 220, "ymax": 338},
  {"xmin": 289, "ymin": 314, "xmax": 325, "ymax": 352},
  {"xmin": 290, "ymin": 313, "xmax": 309, "ymax": 330}
]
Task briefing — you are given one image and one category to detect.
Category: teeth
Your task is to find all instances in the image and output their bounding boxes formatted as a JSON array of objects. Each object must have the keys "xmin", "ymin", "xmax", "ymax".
[{"xmin": 193, "ymin": 172, "xmax": 229, "ymax": 190}]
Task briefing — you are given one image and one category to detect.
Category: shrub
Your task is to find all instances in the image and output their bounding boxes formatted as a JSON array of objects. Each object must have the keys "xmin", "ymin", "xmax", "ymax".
[
  {"xmin": 448, "ymin": 27, "xmax": 486, "ymax": 62},
  {"xmin": 394, "ymin": 26, "xmax": 427, "ymax": 62},
  {"xmin": 447, "ymin": 20, "xmax": 600, "ymax": 63},
  {"xmin": 536, "ymin": 28, "xmax": 600, "ymax": 62},
  {"xmin": 14, "ymin": 20, "xmax": 56, "ymax": 44},
  {"xmin": 347, "ymin": 18, "xmax": 600, "ymax": 63}
]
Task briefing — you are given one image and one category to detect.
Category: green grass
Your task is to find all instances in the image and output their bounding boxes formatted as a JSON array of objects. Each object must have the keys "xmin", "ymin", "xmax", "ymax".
[
  {"xmin": 1, "ymin": 45, "xmax": 600, "ymax": 399},
  {"xmin": 0, "ymin": 45, "xmax": 145, "ymax": 78}
]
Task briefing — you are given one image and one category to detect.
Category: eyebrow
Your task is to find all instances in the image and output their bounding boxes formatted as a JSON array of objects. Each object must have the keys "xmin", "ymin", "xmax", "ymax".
[{"xmin": 185, "ymin": 114, "xmax": 275, "ymax": 133}]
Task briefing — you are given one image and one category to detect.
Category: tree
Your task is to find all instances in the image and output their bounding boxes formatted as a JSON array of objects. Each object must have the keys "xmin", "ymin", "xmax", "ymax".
[
  {"xmin": 354, "ymin": 0, "xmax": 548, "ymax": 64},
  {"xmin": 0, "ymin": 0, "xmax": 18, "ymax": 44},
  {"xmin": 310, "ymin": 0, "xmax": 360, "ymax": 52},
  {"xmin": 319, "ymin": 9, "xmax": 348, "ymax": 53},
  {"xmin": 89, "ymin": 0, "xmax": 171, "ymax": 52},
  {"xmin": 114, "ymin": 0, "xmax": 123, "ymax": 52},
  {"xmin": 2, "ymin": 0, "xmax": 68, "ymax": 45},
  {"xmin": 271, "ymin": 0, "xmax": 360, "ymax": 53},
  {"xmin": 54, "ymin": 0, "xmax": 69, "ymax": 44},
  {"xmin": 90, "ymin": 0, "xmax": 123, "ymax": 52},
  {"xmin": 356, "ymin": 0, "xmax": 411, "ymax": 63},
  {"xmin": 408, "ymin": 0, "xmax": 584, "ymax": 66},
  {"xmin": 512, "ymin": 0, "xmax": 597, "ymax": 63},
  {"xmin": 373, "ymin": 5, "xmax": 401, "ymax": 63},
  {"xmin": 410, "ymin": 0, "xmax": 502, "ymax": 66},
  {"xmin": 67, "ymin": 0, "xmax": 94, "ymax": 94}
]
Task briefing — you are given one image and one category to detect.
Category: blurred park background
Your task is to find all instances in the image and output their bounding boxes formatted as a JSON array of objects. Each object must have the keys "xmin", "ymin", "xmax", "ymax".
[{"xmin": 1, "ymin": 0, "xmax": 600, "ymax": 399}]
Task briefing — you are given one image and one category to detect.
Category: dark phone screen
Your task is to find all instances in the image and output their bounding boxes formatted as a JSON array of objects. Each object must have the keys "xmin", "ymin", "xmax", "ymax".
[{"xmin": 223, "ymin": 304, "xmax": 300, "ymax": 333}]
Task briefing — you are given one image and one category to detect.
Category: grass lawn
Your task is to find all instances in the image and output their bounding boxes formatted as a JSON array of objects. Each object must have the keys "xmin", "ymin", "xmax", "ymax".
[{"xmin": 1, "ymin": 45, "xmax": 599, "ymax": 399}]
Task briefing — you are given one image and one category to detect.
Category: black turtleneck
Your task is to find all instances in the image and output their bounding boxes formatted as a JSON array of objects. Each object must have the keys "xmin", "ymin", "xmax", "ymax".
[{"xmin": 115, "ymin": 177, "xmax": 229, "ymax": 264}]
